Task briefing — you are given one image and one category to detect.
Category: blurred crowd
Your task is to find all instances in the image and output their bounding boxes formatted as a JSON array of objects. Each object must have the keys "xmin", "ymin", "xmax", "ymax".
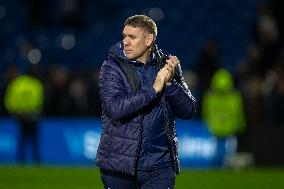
[
  {"xmin": 0, "ymin": 1, "xmax": 283, "ymax": 144},
  {"xmin": 0, "ymin": 63, "xmax": 102, "ymax": 117}
]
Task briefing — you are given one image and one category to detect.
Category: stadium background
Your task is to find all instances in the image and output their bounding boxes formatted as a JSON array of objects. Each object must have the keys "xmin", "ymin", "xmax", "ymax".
[{"xmin": 0, "ymin": 0, "xmax": 283, "ymax": 188}]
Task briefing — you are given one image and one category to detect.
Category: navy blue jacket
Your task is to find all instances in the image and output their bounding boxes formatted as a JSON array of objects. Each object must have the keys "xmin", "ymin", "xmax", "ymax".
[
  {"xmin": 133, "ymin": 56, "xmax": 172, "ymax": 171},
  {"xmin": 96, "ymin": 42, "xmax": 197, "ymax": 176}
]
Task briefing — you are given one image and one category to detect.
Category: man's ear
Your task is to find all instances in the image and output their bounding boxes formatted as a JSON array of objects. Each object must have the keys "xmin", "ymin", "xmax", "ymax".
[{"xmin": 146, "ymin": 34, "xmax": 154, "ymax": 47}]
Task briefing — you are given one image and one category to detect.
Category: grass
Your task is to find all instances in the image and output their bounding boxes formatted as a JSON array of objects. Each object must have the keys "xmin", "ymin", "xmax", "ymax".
[{"xmin": 0, "ymin": 166, "xmax": 284, "ymax": 189}]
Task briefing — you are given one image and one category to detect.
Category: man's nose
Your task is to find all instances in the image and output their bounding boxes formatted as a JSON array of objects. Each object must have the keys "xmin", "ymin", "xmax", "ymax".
[{"xmin": 123, "ymin": 37, "xmax": 130, "ymax": 46}]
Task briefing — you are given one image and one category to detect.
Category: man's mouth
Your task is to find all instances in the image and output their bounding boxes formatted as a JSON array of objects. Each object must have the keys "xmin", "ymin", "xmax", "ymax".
[{"xmin": 124, "ymin": 50, "xmax": 132, "ymax": 54}]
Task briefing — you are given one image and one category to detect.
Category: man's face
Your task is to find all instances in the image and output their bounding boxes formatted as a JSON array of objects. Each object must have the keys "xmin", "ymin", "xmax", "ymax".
[{"xmin": 122, "ymin": 25, "xmax": 152, "ymax": 61}]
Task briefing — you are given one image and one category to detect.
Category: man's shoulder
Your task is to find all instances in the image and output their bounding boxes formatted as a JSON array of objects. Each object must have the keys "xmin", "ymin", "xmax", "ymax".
[
  {"xmin": 102, "ymin": 58, "xmax": 115, "ymax": 66},
  {"xmin": 100, "ymin": 58, "xmax": 127, "ymax": 78},
  {"xmin": 101, "ymin": 58, "xmax": 120, "ymax": 70}
]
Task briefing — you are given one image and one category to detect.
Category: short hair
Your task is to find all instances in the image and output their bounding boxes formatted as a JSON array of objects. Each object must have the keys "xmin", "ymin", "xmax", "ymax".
[{"xmin": 124, "ymin": 15, "xmax": 157, "ymax": 38}]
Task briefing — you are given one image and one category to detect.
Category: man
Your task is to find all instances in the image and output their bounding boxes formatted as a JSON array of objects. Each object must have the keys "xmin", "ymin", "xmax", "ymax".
[
  {"xmin": 4, "ymin": 66, "xmax": 44, "ymax": 163},
  {"xmin": 202, "ymin": 68, "xmax": 246, "ymax": 166},
  {"xmin": 96, "ymin": 15, "xmax": 197, "ymax": 189}
]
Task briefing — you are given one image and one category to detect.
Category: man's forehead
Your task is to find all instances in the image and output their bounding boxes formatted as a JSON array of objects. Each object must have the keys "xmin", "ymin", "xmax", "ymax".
[{"xmin": 123, "ymin": 25, "xmax": 147, "ymax": 34}]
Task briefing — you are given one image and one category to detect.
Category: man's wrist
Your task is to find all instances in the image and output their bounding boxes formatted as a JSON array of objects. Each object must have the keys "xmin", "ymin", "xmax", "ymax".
[{"xmin": 153, "ymin": 85, "xmax": 159, "ymax": 93}]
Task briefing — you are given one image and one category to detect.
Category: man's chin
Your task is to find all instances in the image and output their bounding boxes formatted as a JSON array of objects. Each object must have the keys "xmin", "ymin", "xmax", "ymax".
[
  {"xmin": 125, "ymin": 53, "xmax": 139, "ymax": 61},
  {"xmin": 126, "ymin": 55, "xmax": 136, "ymax": 60}
]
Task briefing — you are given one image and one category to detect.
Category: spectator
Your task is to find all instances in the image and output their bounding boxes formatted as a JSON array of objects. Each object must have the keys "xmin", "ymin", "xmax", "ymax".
[
  {"xmin": 68, "ymin": 76, "xmax": 89, "ymax": 116},
  {"xmin": 265, "ymin": 53, "xmax": 284, "ymax": 127},
  {"xmin": 195, "ymin": 39, "xmax": 221, "ymax": 117},
  {"xmin": 4, "ymin": 65, "xmax": 44, "ymax": 163},
  {"xmin": 44, "ymin": 65, "xmax": 71, "ymax": 116},
  {"xmin": 253, "ymin": 2, "xmax": 280, "ymax": 71},
  {"xmin": 202, "ymin": 68, "xmax": 246, "ymax": 166}
]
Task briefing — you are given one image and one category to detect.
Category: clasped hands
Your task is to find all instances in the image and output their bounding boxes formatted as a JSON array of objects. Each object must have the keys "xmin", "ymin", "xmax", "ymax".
[{"xmin": 153, "ymin": 55, "xmax": 180, "ymax": 93}]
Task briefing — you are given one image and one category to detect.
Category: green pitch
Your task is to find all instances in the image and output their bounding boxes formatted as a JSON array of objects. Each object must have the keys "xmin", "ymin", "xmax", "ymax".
[{"xmin": 0, "ymin": 166, "xmax": 283, "ymax": 189}]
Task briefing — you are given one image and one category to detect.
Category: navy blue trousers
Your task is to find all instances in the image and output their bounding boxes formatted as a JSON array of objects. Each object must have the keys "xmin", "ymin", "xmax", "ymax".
[{"xmin": 100, "ymin": 166, "xmax": 176, "ymax": 189}]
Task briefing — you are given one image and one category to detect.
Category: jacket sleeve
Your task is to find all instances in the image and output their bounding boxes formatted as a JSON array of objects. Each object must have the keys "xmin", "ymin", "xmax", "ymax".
[
  {"xmin": 165, "ymin": 64, "xmax": 198, "ymax": 119},
  {"xmin": 99, "ymin": 61, "xmax": 157, "ymax": 121}
]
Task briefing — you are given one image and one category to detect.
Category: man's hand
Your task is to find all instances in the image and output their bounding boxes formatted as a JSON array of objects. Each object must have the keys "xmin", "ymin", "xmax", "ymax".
[
  {"xmin": 165, "ymin": 55, "xmax": 180, "ymax": 86},
  {"xmin": 153, "ymin": 67, "xmax": 169, "ymax": 93}
]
